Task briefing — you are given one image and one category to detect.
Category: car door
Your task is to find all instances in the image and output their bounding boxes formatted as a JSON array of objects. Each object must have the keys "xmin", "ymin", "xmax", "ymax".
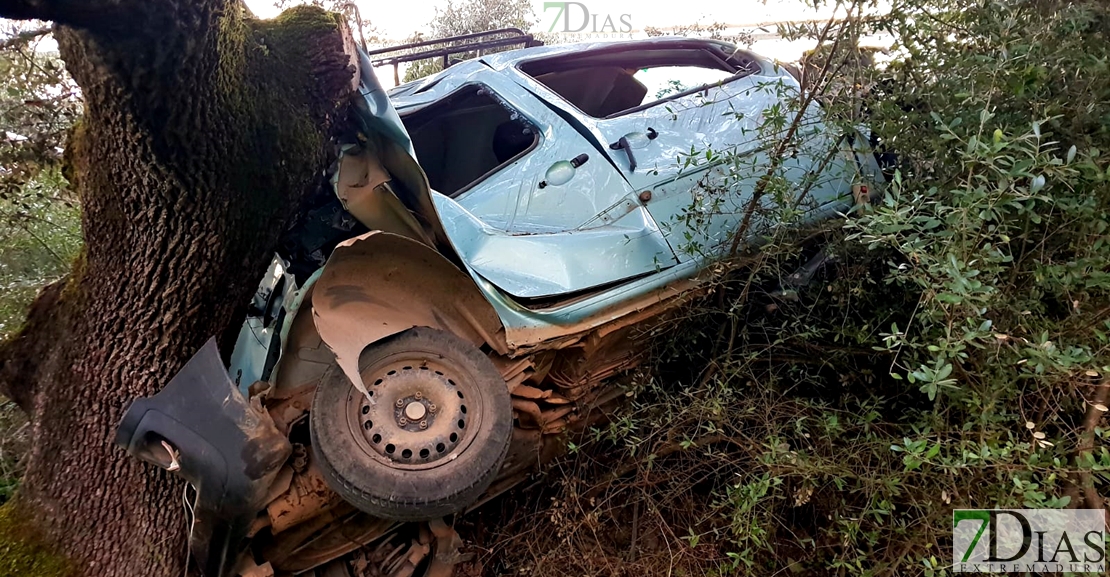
[
  {"xmin": 395, "ymin": 69, "xmax": 678, "ymax": 299},
  {"xmin": 593, "ymin": 70, "xmax": 782, "ymax": 260},
  {"xmin": 610, "ymin": 81, "xmax": 858, "ymax": 260},
  {"xmin": 507, "ymin": 42, "xmax": 857, "ymax": 261}
]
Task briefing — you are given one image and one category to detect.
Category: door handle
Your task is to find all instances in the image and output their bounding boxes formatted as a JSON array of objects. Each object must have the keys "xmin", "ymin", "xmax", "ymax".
[
  {"xmin": 610, "ymin": 136, "xmax": 638, "ymax": 172},
  {"xmin": 609, "ymin": 128, "xmax": 657, "ymax": 173}
]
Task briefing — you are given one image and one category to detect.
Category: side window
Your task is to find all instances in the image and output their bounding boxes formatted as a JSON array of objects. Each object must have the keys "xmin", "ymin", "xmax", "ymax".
[
  {"xmin": 519, "ymin": 48, "xmax": 758, "ymax": 119},
  {"xmin": 401, "ymin": 85, "xmax": 539, "ymax": 198}
]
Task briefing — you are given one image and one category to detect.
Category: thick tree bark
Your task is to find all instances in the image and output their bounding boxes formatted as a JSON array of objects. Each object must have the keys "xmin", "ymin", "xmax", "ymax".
[{"xmin": 0, "ymin": 0, "xmax": 357, "ymax": 574}]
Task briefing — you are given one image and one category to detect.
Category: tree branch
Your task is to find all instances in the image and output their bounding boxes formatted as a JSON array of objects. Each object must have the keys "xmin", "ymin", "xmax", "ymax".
[
  {"xmin": 726, "ymin": 0, "xmax": 854, "ymax": 259},
  {"xmin": 0, "ymin": 278, "xmax": 67, "ymax": 412},
  {"xmin": 0, "ymin": 26, "xmax": 51, "ymax": 50},
  {"xmin": 0, "ymin": 0, "xmax": 197, "ymax": 36},
  {"xmin": 1075, "ymin": 380, "xmax": 1108, "ymax": 509}
]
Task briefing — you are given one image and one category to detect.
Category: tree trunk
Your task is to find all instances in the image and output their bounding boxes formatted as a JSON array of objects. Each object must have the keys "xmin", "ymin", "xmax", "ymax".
[{"xmin": 0, "ymin": 0, "xmax": 357, "ymax": 574}]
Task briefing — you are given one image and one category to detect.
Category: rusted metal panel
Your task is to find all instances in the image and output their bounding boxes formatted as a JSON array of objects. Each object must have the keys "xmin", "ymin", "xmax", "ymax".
[
  {"xmin": 266, "ymin": 460, "xmax": 345, "ymax": 535},
  {"xmin": 262, "ymin": 506, "xmax": 396, "ymax": 573}
]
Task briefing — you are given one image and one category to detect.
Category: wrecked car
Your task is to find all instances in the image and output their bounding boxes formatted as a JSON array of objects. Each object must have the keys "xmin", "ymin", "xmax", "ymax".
[{"xmin": 116, "ymin": 33, "xmax": 886, "ymax": 576}]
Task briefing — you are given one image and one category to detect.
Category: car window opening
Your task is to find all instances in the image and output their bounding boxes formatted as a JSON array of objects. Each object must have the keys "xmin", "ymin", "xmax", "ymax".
[
  {"xmin": 520, "ymin": 48, "xmax": 755, "ymax": 119},
  {"xmin": 401, "ymin": 85, "xmax": 539, "ymax": 198}
]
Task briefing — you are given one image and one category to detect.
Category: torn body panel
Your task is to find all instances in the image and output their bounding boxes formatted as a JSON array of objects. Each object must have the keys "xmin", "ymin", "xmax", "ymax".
[
  {"xmin": 229, "ymin": 255, "xmax": 305, "ymax": 393},
  {"xmin": 466, "ymin": 254, "xmax": 706, "ymax": 351},
  {"xmin": 310, "ymin": 230, "xmax": 506, "ymax": 396},
  {"xmin": 432, "ymin": 192, "xmax": 676, "ymax": 299},
  {"xmin": 332, "ymin": 144, "xmax": 434, "ymax": 246}
]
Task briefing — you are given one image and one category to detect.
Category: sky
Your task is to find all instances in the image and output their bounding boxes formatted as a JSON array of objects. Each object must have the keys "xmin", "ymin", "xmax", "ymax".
[{"xmin": 243, "ymin": 0, "xmax": 846, "ymax": 44}]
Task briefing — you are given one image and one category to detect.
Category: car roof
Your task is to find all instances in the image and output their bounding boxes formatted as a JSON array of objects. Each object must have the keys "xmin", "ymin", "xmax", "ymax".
[{"xmin": 388, "ymin": 36, "xmax": 760, "ymax": 99}]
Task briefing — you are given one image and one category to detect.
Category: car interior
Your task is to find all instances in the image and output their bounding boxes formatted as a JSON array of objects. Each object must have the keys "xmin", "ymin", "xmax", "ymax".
[
  {"xmin": 519, "ymin": 47, "xmax": 759, "ymax": 118},
  {"xmin": 401, "ymin": 85, "xmax": 539, "ymax": 198}
]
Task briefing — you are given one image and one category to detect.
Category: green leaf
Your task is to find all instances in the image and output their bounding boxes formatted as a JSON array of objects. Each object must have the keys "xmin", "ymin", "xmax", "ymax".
[
  {"xmin": 936, "ymin": 293, "xmax": 963, "ymax": 304},
  {"xmin": 1030, "ymin": 175, "xmax": 1045, "ymax": 193}
]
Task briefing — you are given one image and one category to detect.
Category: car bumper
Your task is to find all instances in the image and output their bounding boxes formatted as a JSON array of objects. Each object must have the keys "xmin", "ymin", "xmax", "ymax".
[{"xmin": 115, "ymin": 338, "xmax": 291, "ymax": 577}]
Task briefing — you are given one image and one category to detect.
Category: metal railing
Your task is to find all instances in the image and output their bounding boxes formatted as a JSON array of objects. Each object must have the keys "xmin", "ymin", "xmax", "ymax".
[{"xmin": 366, "ymin": 28, "xmax": 544, "ymax": 85}]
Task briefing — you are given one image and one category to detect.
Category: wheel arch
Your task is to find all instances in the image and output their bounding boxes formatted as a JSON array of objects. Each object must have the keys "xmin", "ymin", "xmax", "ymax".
[{"xmin": 308, "ymin": 231, "xmax": 507, "ymax": 397}]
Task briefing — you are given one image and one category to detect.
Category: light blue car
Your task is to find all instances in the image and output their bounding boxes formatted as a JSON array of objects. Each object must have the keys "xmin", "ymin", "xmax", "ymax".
[{"xmin": 118, "ymin": 36, "xmax": 885, "ymax": 577}]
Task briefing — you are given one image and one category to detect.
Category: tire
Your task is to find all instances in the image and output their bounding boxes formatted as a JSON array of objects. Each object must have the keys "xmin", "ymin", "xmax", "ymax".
[{"xmin": 310, "ymin": 327, "xmax": 512, "ymax": 521}]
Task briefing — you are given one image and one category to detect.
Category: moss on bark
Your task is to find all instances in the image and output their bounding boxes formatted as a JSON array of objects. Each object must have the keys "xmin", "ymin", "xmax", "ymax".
[{"xmin": 0, "ymin": 503, "xmax": 72, "ymax": 577}]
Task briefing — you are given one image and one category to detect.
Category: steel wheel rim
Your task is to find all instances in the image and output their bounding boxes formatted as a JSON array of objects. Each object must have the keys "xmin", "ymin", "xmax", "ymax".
[{"xmin": 344, "ymin": 351, "xmax": 483, "ymax": 471}]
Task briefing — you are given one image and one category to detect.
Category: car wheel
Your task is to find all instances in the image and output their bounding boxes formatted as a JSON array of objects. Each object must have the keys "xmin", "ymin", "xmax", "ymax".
[{"xmin": 310, "ymin": 327, "xmax": 512, "ymax": 521}]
